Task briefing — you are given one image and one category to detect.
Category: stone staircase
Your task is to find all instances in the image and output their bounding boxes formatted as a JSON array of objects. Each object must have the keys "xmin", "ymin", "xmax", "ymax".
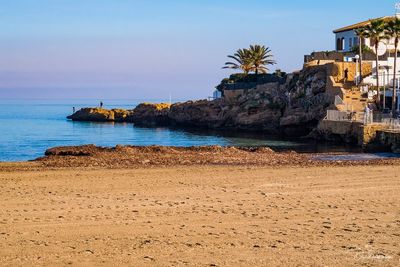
[
  {"xmin": 335, "ymin": 82, "xmax": 369, "ymax": 112},
  {"xmin": 343, "ymin": 89, "xmax": 368, "ymax": 111}
]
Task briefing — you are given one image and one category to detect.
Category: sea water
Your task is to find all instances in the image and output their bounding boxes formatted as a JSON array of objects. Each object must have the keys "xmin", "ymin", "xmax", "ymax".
[{"xmin": 0, "ymin": 99, "xmax": 373, "ymax": 162}]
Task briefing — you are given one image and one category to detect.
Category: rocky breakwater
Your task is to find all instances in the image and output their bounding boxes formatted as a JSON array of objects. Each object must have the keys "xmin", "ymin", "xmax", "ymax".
[{"xmin": 67, "ymin": 63, "xmax": 337, "ymax": 137}]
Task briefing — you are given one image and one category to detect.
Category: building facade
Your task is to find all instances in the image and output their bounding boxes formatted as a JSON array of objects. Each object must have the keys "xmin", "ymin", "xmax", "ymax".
[
  {"xmin": 333, "ymin": 16, "xmax": 400, "ymax": 88},
  {"xmin": 333, "ymin": 16, "xmax": 396, "ymax": 54}
]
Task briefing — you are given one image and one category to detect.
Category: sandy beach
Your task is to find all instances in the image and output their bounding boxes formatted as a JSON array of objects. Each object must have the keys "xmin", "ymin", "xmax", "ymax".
[{"xmin": 0, "ymin": 162, "xmax": 399, "ymax": 266}]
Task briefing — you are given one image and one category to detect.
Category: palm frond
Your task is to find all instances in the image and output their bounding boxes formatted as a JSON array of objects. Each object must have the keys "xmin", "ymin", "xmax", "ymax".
[{"xmin": 223, "ymin": 44, "xmax": 277, "ymax": 74}]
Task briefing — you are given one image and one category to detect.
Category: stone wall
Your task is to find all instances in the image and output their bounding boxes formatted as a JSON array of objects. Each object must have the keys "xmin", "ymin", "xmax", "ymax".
[
  {"xmin": 304, "ymin": 52, "xmax": 344, "ymax": 63},
  {"xmin": 360, "ymin": 124, "xmax": 385, "ymax": 146},
  {"xmin": 316, "ymin": 120, "xmax": 384, "ymax": 145},
  {"xmin": 304, "ymin": 60, "xmax": 336, "ymax": 68},
  {"xmin": 316, "ymin": 119, "xmax": 400, "ymax": 152},
  {"xmin": 334, "ymin": 62, "xmax": 372, "ymax": 83},
  {"xmin": 316, "ymin": 120, "xmax": 362, "ymax": 143},
  {"xmin": 373, "ymin": 130, "xmax": 400, "ymax": 153}
]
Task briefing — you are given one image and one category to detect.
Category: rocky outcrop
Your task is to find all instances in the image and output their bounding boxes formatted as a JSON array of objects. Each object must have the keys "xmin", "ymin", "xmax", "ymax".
[
  {"xmin": 279, "ymin": 65, "xmax": 332, "ymax": 135},
  {"xmin": 67, "ymin": 108, "xmax": 133, "ymax": 122},
  {"xmin": 168, "ymin": 100, "xmax": 226, "ymax": 128},
  {"xmin": 67, "ymin": 63, "xmax": 337, "ymax": 137},
  {"xmin": 127, "ymin": 103, "xmax": 171, "ymax": 126}
]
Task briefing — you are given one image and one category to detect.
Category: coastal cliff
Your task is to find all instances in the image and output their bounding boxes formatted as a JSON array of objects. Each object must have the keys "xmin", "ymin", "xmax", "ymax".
[
  {"xmin": 68, "ymin": 64, "xmax": 336, "ymax": 137},
  {"xmin": 128, "ymin": 103, "xmax": 171, "ymax": 126}
]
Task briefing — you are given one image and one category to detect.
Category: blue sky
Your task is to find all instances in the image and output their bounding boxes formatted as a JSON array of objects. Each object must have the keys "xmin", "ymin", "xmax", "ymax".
[{"xmin": 0, "ymin": 0, "xmax": 396, "ymax": 100}]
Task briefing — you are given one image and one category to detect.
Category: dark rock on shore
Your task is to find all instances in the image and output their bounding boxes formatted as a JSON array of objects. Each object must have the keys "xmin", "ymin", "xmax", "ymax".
[
  {"xmin": 45, "ymin": 144, "xmax": 105, "ymax": 156},
  {"xmin": 39, "ymin": 144, "xmax": 308, "ymax": 168},
  {"xmin": 38, "ymin": 144, "xmax": 400, "ymax": 169}
]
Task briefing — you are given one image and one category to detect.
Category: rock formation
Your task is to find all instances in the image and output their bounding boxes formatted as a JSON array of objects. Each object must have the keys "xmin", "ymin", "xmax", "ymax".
[
  {"xmin": 67, "ymin": 108, "xmax": 133, "ymax": 122},
  {"xmin": 67, "ymin": 63, "xmax": 338, "ymax": 137},
  {"xmin": 127, "ymin": 103, "xmax": 171, "ymax": 126}
]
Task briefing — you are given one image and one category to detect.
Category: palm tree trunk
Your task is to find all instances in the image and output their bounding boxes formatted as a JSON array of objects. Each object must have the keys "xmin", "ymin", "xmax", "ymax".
[
  {"xmin": 393, "ymin": 40, "xmax": 398, "ymax": 117},
  {"xmin": 376, "ymin": 44, "xmax": 380, "ymax": 103},
  {"xmin": 358, "ymin": 38, "xmax": 363, "ymax": 85}
]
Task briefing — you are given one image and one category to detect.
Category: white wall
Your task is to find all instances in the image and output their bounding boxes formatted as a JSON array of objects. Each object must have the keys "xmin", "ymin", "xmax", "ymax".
[
  {"xmin": 335, "ymin": 30, "xmax": 358, "ymax": 52},
  {"xmin": 364, "ymin": 58, "xmax": 400, "ymax": 86},
  {"xmin": 335, "ymin": 30, "xmax": 397, "ymax": 53}
]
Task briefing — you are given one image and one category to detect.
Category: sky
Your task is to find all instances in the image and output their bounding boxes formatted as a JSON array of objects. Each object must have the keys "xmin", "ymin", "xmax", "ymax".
[{"xmin": 0, "ymin": 0, "xmax": 396, "ymax": 100}]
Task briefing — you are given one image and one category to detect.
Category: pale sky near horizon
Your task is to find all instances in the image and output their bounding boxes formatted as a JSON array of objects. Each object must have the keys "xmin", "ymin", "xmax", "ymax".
[{"xmin": 0, "ymin": 0, "xmax": 396, "ymax": 100}]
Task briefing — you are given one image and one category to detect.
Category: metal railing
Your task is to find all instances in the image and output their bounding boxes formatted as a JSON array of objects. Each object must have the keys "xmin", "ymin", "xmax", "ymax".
[
  {"xmin": 371, "ymin": 113, "xmax": 391, "ymax": 123},
  {"xmin": 382, "ymin": 118, "xmax": 400, "ymax": 131},
  {"xmin": 325, "ymin": 110, "xmax": 373, "ymax": 124},
  {"xmin": 325, "ymin": 110, "xmax": 400, "ymax": 131},
  {"xmin": 325, "ymin": 110, "xmax": 363, "ymax": 122}
]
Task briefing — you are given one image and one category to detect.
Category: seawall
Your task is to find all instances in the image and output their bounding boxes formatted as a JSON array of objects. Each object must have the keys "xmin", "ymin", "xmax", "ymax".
[{"xmin": 316, "ymin": 120, "xmax": 400, "ymax": 152}]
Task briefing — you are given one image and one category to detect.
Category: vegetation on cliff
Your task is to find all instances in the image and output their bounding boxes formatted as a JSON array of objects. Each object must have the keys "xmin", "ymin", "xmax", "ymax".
[
  {"xmin": 216, "ymin": 73, "xmax": 287, "ymax": 92},
  {"xmin": 223, "ymin": 44, "xmax": 276, "ymax": 74}
]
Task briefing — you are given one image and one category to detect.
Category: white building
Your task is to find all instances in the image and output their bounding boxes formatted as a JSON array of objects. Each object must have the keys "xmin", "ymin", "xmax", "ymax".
[
  {"xmin": 333, "ymin": 16, "xmax": 396, "ymax": 54},
  {"xmin": 213, "ymin": 90, "xmax": 222, "ymax": 99},
  {"xmin": 333, "ymin": 15, "xmax": 400, "ymax": 88}
]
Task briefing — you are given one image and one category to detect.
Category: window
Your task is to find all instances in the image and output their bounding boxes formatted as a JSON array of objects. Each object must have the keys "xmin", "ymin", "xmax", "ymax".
[
  {"xmin": 341, "ymin": 38, "xmax": 345, "ymax": 50},
  {"xmin": 337, "ymin": 38, "xmax": 341, "ymax": 51}
]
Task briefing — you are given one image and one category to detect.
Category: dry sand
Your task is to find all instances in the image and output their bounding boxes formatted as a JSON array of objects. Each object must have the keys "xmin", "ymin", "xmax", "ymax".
[{"xmin": 0, "ymin": 164, "xmax": 399, "ymax": 266}]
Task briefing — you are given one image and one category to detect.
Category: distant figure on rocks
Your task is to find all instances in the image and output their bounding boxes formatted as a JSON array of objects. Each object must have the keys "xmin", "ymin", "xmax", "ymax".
[
  {"xmin": 344, "ymin": 68, "xmax": 349, "ymax": 83},
  {"xmin": 100, "ymin": 101, "xmax": 103, "ymax": 108},
  {"xmin": 73, "ymin": 107, "xmax": 76, "ymax": 113}
]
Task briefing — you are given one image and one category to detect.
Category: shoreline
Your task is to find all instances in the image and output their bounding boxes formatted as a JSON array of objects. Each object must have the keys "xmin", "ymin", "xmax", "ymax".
[{"xmin": 1, "ymin": 144, "xmax": 400, "ymax": 171}]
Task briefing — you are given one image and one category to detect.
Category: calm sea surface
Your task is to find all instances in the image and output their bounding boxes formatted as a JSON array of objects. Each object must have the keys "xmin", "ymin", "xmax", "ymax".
[{"xmin": 0, "ymin": 99, "xmax": 365, "ymax": 162}]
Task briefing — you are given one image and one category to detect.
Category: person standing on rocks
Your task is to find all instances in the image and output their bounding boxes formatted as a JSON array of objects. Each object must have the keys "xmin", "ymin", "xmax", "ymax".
[
  {"xmin": 344, "ymin": 68, "xmax": 349, "ymax": 84},
  {"xmin": 100, "ymin": 101, "xmax": 103, "ymax": 109}
]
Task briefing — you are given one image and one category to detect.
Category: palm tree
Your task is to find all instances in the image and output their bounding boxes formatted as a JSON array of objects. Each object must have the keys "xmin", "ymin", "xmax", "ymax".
[
  {"xmin": 385, "ymin": 17, "xmax": 400, "ymax": 117},
  {"xmin": 364, "ymin": 18, "xmax": 389, "ymax": 103},
  {"xmin": 248, "ymin": 45, "xmax": 276, "ymax": 74},
  {"xmin": 223, "ymin": 48, "xmax": 253, "ymax": 74},
  {"xmin": 354, "ymin": 26, "xmax": 368, "ymax": 85}
]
